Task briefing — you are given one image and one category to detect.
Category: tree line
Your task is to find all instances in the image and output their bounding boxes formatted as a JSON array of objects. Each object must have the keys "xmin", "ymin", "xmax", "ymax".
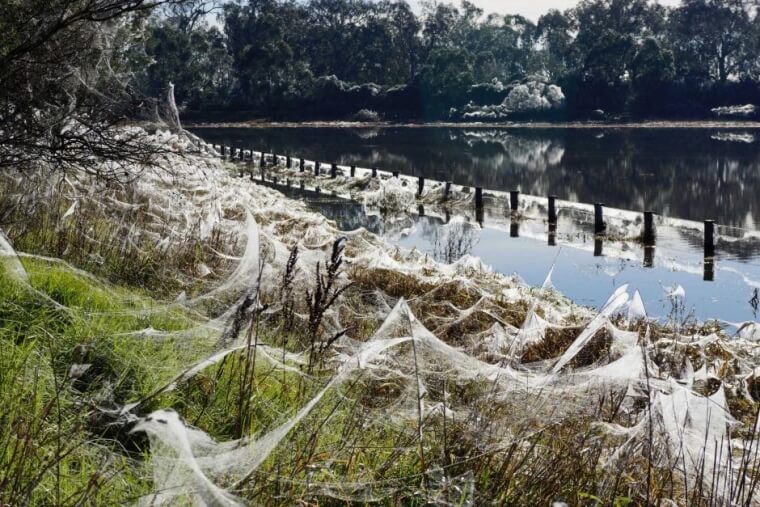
[{"xmin": 139, "ymin": 0, "xmax": 760, "ymax": 121}]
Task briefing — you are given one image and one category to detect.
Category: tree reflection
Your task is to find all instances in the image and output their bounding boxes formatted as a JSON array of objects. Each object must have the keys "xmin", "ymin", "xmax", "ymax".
[{"xmin": 426, "ymin": 219, "xmax": 479, "ymax": 264}]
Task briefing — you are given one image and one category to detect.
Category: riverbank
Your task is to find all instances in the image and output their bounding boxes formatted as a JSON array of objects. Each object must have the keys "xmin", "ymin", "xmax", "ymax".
[
  {"xmin": 1, "ymin": 130, "xmax": 759, "ymax": 505},
  {"xmin": 186, "ymin": 119, "xmax": 760, "ymax": 129}
]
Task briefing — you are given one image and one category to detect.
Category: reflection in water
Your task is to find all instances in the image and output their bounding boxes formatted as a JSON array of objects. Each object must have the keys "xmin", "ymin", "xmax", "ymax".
[
  {"xmin": 194, "ymin": 126, "xmax": 760, "ymax": 227},
  {"xmin": 426, "ymin": 220, "xmax": 479, "ymax": 264}
]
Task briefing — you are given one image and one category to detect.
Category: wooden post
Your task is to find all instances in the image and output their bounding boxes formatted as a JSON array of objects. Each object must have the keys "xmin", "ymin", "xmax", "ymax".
[
  {"xmin": 392, "ymin": 171, "xmax": 399, "ymax": 178},
  {"xmin": 594, "ymin": 203, "xmax": 606, "ymax": 234},
  {"xmin": 548, "ymin": 222, "xmax": 557, "ymax": 246},
  {"xmin": 704, "ymin": 259, "xmax": 715, "ymax": 281},
  {"xmin": 418, "ymin": 204, "xmax": 425, "ymax": 216},
  {"xmin": 594, "ymin": 238, "xmax": 604, "ymax": 257},
  {"xmin": 444, "ymin": 181, "xmax": 451, "ymax": 200},
  {"xmin": 286, "ymin": 178, "xmax": 291, "ymax": 188},
  {"xmin": 260, "ymin": 152, "xmax": 265, "ymax": 168},
  {"xmin": 299, "ymin": 158, "xmax": 305, "ymax": 172},
  {"xmin": 548, "ymin": 195, "xmax": 557, "ymax": 224},
  {"xmin": 372, "ymin": 167, "xmax": 377, "ymax": 178},
  {"xmin": 510, "ymin": 220, "xmax": 519, "ymax": 238},
  {"xmin": 249, "ymin": 166, "xmax": 254, "ymax": 181},
  {"xmin": 315, "ymin": 161, "xmax": 320, "ymax": 176},
  {"xmin": 300, "ymin": 180, "xmax": 305, "ymax": 190},
  {"xmin": 315, "ymin": 186, "xmax": 321, "ymax": 194},
  {"xmin": 286, "ymin": 155, "xmax": 291, "ymax": 168},
  {"xmin": 510, "ymin": 190, "xmax": 520, "ymax": 212},
  {"xmin": 220, "ymin": 145, "xmax": 226, "ymax": 159},
  {"xmin": 330, "ymin": 163, "xmax": 337, "ymax": 178},
  {"xmin": 475, "ymin": 187, "xmax": 483, "ymax": 209},
  {"xmin": 417, "ymin": 176, "xmax": 424, "ymax": 196},
  {"xmin": 643, "ymin": 211, "xmax": 656, "ymax": 246},
  {"xmin": 272, "ymin": 176, "xmax": 278, "ymax": 185},
  {"xmin": 644, "ymin": 246, "xmax": 655, "ymax": 268},
  {"xmin": 350, "ymin": 165, "xmax": 356, "ymax": 177},
  {"xmin": 704, "ymin": 220, "xmax": 715, "ymax": 258}
]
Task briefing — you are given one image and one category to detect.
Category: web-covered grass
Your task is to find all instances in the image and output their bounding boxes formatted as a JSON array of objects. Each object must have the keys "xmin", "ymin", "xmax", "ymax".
[{"xmin": 1, "ymin": 131, "xmax": 760, "ymax": 506}]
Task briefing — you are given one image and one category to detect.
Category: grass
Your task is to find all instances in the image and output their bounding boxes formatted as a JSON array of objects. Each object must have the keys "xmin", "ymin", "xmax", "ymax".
[{"xmin": 3, "ymin": 166, "xmax": 760, "ymax": 506}]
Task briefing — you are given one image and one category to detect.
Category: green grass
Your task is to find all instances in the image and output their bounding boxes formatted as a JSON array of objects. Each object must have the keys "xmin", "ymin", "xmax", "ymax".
[{"xmin": 0, "ymin": 257, "xmax": 216, "ymax": 505}]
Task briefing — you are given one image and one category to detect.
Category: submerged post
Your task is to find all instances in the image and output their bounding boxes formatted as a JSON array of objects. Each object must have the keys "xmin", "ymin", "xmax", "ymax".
[
  {"xmin": 510, "ymin": 220, "xmax": 519, "ymax": 238},
  {"xmin": 643, "ymin": 211, "xmax": 656, "ymax": 246},
  {"xmin": 417, "ymin": 176, "xmax": 424, "ymax": 196},
  {"xmin": 594, "ymin": 237, "xmax": 604, "ymax": 257},
  {"xmin": 594, "ymin": 203, "xmax": 606, "ymax": 234},
  {"xmin": 704, "ymin": 220, "xmax": 715, "ymax": 258},
  {"xmin": 548, "ymin": 195, "xmax": 557, "ymax": 224},
  {"xmin": 475, "ymin": 187, "xmax": 483, "ymax": 209},
  {"xmin": 510, "ymin": 190, "xmax": 520, "ymax": 212}
]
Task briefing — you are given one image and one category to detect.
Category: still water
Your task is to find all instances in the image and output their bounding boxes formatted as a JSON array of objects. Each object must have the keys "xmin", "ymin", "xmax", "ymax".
[
  {"xmin": 193, "ymin": 126, "xmax": 760, "ymax": 323},
  {"xmin": 193, "ymin": 126, "xmax": 760, "ymax": 227}
]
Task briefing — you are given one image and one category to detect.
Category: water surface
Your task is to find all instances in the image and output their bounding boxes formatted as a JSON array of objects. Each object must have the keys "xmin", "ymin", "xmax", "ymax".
[{"xmin": 193, "ymin": 126, "xmax": 760, "ymax": 227}]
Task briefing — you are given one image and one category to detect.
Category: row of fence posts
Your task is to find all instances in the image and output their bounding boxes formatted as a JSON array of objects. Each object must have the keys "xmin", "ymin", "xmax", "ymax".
[
  {"xmin": 207, "ymin": 141, "xmax": 718, "ymax": 282},
  {"xmin": 472, "ymin": 186, "xmax": 716, "ymax": 281}
]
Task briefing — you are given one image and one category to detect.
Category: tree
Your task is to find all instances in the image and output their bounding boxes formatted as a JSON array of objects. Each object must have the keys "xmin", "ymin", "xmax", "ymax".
[
  {"xmin": 143, "ymin": 17, "xmax": 232, "ymax": 109},
  {"xmin": 0, "ymin": 0, "xmax": 177, "ymax": 176},
  {"xmin": 670, "ymin": 0, "xmax": 752, "ymax": 83}
]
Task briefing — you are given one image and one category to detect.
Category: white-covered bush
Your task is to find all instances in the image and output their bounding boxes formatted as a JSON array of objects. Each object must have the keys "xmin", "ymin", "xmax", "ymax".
[{"xmin": 463, "ymin": 81, "xmax": 565, "ymax": 120}]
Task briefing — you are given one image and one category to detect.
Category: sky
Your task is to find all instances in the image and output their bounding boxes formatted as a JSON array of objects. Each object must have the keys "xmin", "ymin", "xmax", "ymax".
[{"xmin": 406, "ymin": 0, "xmax": 682, "ymax": 21}]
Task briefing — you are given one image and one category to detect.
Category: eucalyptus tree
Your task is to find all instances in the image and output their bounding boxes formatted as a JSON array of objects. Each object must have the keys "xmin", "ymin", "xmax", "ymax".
[{"xmin": 669, "ymin": 0, "xmax": 753, "ymax": 82}]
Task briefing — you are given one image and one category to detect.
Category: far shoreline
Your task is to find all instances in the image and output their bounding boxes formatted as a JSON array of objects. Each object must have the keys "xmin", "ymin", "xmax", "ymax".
[{"xmin": 185, "ymin": 119, "xmax": 760, "ymax": 129}]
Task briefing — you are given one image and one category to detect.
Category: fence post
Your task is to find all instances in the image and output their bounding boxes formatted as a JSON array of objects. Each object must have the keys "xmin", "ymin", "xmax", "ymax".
[
  {"xmin": 299, "ymin": 158, "xmax": 305, "ymax": 172},
  {"xmin": 315, "ymin": 161, "xmax": 320, "ymax": 176},
  {"xmin": 510, "ymin": 190, "xmax": 520, "ymax": 212},
  {"xmin": 372, "ymin": 167, "xmax": 377, "ymax": 178},
  {"xmin": 475, "ymin": 187, "xmax": 483, "ymax": 209},
  {"xmin": 548, "ymin": 195, "xmax": 557, "ymax": 224},
  {"xmin": 260, "ymin": 152, "xmax": 265, "ymax": 168},
  {"xmin": 704, "ymin": 220, "xmax": 715, "ymax": 258},
  {"xmin": 444, "ymin": 181, "xmax": 451, "ymax": 200},
  {"xmin": 286, "ymin": 155, "xmax": 291, "ymax": 168},
  {"xmin": 331, "ymin": 163, "xmax": 337, "ymax": 178},
  {"xmin": 643, "ymin": 211, "xmax": 656, "ymax": 246},
  {"xmin": 417, "ymin": 176, "xmax": 424, "ymax": 196},
  {"xmin": 594, "ymin": 203, "xmax": 606, "ymax": 234},
  {"xmin": 350, "ymin": 165, "xmax": 356, "ymax": 177}
]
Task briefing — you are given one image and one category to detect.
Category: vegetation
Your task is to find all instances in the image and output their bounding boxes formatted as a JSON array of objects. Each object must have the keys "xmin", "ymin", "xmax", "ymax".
[
  {"xmin": 141, "ymin": 0, "xmax": 760, "ymax": 120},
  {"xmin": 2, "ymin": 155, "xmax": 759, "ymax": 505}
]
